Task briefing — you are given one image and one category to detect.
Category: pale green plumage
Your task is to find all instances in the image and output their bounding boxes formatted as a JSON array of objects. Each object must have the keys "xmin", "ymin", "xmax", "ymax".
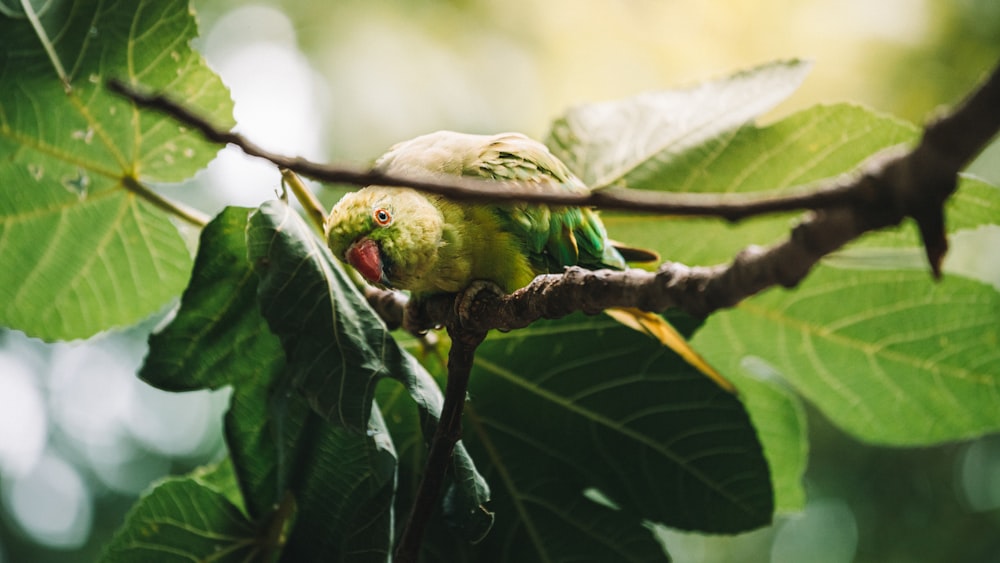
[{"xmin": 325, "ymin": 130, "xmax": 625, "ymax": 297}]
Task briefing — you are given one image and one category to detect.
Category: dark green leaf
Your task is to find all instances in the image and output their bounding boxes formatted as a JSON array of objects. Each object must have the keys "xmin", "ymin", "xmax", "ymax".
[
  {"xmin": 136, "ymin": 204, "xmax": 399, "ymax": 559},
  {"xmin": 429, "ymin": 481, "xmax": 673, "ymax": 563},
  {"xmin": 468, "ymin": 313, "xmax": 773, "ymax": 538},
  {"xmin": 246, "ymin": 199, "xmax": 492, "ymax": 538},
  {"xmin": 141, "ymin": 207, "xmax": 284, "ymax": 391},
  {"xmin": 246, "ymin": 200, "xmax": 390, "ymax": 430},
  {"xmin": 211, "ymin": 297, "xmax": 396, "ymax": 562},
  {"xmin": 579, "ymin": 103, "xmax": 924, "ymax": 514},
  {"xmin": 276, "ymin": 400, "xmax": 397, "ymax": 562},
  {"xmin": 0, "ymin": 0, "xmax": 234, "ymax": 340}
]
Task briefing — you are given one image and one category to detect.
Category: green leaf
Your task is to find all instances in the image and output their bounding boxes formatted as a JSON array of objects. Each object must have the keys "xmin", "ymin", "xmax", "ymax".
[
  {"xmin": 688, "ymin": 339, "xmax": 808, "ymax": 513},
  {"xmin": 141, "ymin": 207, "xmax": 284, "ymax": 392},
  {"xmin": 603, "ymin": 103, "xmax": 919, "ymax": 267},
  {"xmin": 697, "ymin": 267, "xmax": 1000, "ymax": 445},
  {"xmin": 467, "ymin": 313, "xmax": 773, "ymax": 541},
  {"xmin": 246, "ymin": 199, "xmax": 492, "ymax": 538},
  {"xmin": 379, "ymin": 355, "xmax": 672, "ymax": 563},
  {"xmin": 0, "ymin": 0, "xmax": 233, "ymax": 340},
  {"xmin": 247, "ymin": 200, "xmax": 391, "ymax": 431},
  {"xmin": 433, "ymin": 481, "xmax": 673, "ymax": 563},
  {"xmin": 583, "ymin": 96, "xmax": 993, "ymax": 497},
  {"xmin": 629, "ymin": 103, "xmax": 916, "ymax": 195},
  {"xmin": 139, "ymin": 205, "xmax": 286, "ymax": 519},
  {"xmin": 190, "ymin": 459, "xmax": 248, "ymax": 514},
  {"xmin": 99, "ymin": 477, "xmax": 265, "ymax": 563},
  {"xmin": 274, "ymin": 397, "xmax": 398, "ymax": 562},
  {"xmin": 212, "ymin": 313, "xmax": 397, "ymax": 561},
  {"xmin": 948, "ymin": 175, "xmax": 1000, "ymax": 231},
  {"xmin": 223, "ymin": 358, "xmax": 285, "ymax": 521},
  {"xmin": 136, "ymin": 205, "xmax": 399, "ymax": 559},
  {"xmin": 669, "ymin": 164, "xmax": 1000, "ymax": 447},
  {"xmin": 546, "ymin": 59, "xmax": 813, "ymax": 188}
]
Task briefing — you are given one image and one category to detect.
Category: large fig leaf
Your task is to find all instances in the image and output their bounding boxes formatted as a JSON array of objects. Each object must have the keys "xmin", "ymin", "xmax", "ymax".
[{"xmin": 0, "ymin": 0, "xmax": 233, "ymax": 340}]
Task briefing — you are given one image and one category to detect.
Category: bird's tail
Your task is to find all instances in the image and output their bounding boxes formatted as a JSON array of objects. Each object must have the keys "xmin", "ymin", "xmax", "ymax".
[
  {"xmin": 609, "ymin": 240, "xmax": 660, "ymax": 263},
  {"xmin": 605, "ymin": 307, "xmax": 736, "ymax": 394}
]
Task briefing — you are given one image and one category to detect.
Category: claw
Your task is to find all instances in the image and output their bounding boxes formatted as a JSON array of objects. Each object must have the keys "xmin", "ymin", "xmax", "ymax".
[{"xmin": 456, "ymin": 280, "xmax": 506, "ymax": 328}]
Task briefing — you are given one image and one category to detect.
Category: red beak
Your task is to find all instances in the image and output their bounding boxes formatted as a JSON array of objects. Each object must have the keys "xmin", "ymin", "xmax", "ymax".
[{"xmin": 345, "ymin": 238, "xmax": 385, "ymax": 285}]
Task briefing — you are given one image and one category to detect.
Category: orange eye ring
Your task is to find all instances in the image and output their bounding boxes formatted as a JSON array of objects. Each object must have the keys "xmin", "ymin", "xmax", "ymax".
[{"xmin": 373, "ymin": 207, "xmax": 392, "ymax": 226}]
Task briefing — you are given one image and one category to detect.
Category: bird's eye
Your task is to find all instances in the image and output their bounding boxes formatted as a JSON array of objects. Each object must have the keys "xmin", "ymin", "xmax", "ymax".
[{"xmin": 373, "ymin": 207, "xmax": 393, "ymax": 226}]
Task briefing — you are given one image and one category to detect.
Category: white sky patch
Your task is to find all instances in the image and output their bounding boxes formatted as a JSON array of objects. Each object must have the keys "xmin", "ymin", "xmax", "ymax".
[
  {"xmin": 771, "ymin": 497, "xmax": 858, "ymax": 563},
  {"xmin": 0, "ymin": 352, "xmax": 46, "ymax": 479},
  {"xmin": 124, "ymin": 382, "xmax": 223, "ymax": 458},
  {"xmin": 48, "ymin": 342, "xmax": 136, "ymax": 454},
  {"xmin": 199, "ymin": 4, "xmax": 328, "ymax": 209}
]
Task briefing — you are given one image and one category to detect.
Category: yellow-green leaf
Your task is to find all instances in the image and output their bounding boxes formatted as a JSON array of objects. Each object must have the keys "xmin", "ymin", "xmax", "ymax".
[{"xmin": 0, "ymin": 0, "xmax": 233, "ymax": 340}]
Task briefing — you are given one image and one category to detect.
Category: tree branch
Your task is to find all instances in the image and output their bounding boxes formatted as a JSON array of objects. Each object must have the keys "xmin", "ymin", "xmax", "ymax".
[
  {"xmin": 359, "ymin": 59, "xmax": 999, "ymax": 331},
  {"xmin": 109, "ymin": 79, "xmax": 876, "ymax": 221},
  {"xmin": 393, "ymin": 325, "xmax": 486, "ymax": 563}
]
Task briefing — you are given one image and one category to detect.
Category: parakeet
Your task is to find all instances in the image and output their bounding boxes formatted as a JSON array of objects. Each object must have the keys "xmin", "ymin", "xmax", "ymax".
[{"xmin": 325, "ymin": 130, "xmax": 734, "ymax": 393}]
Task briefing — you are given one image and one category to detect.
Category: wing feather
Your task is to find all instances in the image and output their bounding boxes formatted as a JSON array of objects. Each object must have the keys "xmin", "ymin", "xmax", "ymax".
[{"xmin": 467, "ymin": 133, "xmax": 624, "ymax": 273}]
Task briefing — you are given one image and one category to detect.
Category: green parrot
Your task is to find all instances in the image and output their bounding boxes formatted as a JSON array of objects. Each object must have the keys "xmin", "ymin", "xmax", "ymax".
[{"xmin": 325, "ymin": 130, "xmax": 734, "ymax": 393}]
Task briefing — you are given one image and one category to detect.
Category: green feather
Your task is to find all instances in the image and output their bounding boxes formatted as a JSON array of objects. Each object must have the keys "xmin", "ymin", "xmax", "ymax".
[{"xmin": 461, "ymin": 132, "xmax": 627, "ymax": 274}]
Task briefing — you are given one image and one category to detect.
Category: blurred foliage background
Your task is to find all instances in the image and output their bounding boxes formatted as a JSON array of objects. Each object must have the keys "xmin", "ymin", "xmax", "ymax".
[{"xmin": 2, "ymin": 0, "xmax": 999, "ymax": 561}]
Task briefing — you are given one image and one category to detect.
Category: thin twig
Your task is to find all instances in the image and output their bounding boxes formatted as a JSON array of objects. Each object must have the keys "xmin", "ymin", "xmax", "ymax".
[
  {"xmin": 109, "ymin": 78, "xmax": 868, "ymax": 221},
  {"xmin": 393, "ymin": 326, "xmax": 486, "ymax": 563}
]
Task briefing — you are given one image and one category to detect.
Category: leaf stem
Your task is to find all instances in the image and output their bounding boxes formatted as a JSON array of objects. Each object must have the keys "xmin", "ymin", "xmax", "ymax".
[
  {"xmin": 393, "ymin": 326, "xmax": 486, "ymax": 563},
  {"xmin": 121, "ymin": 175, "xmax": 209, "ymax": 227},
  {"xmin": 281, "ymin": 168, "xmax": 328, "ymax": 234}
]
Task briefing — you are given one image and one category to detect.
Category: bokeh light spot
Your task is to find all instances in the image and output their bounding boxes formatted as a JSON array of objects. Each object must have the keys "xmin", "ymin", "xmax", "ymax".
[
  {"xmin": 3, "ymin": 452, "xmax": 92, "ymax": 549},
  {"xmin": 771, "ymin": 497, "xmax": 857, "ymax": 563},
  {"xmin": 957, "ymin": 436, "xmax": 1000, "ymax": 512},
  {"xmin": 0, "ymin": 351, "xmax": 46, "ymax": 478}
]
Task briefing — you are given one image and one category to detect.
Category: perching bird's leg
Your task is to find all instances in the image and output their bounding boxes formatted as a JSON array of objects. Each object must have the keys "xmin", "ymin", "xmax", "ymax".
[
  {"xmin": 403, "ymin": 297, "xmax": 439, "ymax": 334},
  {"xmin": 456, "ymin": 280, "xmax": 507, "ymax": 330}
]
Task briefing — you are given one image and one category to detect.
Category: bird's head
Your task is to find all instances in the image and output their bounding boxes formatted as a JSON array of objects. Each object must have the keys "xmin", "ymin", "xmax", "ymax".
[{"xmin": 325, "ymin": 186, "xmax": 444, "ymax": 291}]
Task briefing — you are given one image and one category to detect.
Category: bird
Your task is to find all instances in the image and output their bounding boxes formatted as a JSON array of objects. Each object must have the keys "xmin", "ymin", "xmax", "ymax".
[{"xmin": 325, "ymin": 130, "xmax": 734, "ymax": 393}]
